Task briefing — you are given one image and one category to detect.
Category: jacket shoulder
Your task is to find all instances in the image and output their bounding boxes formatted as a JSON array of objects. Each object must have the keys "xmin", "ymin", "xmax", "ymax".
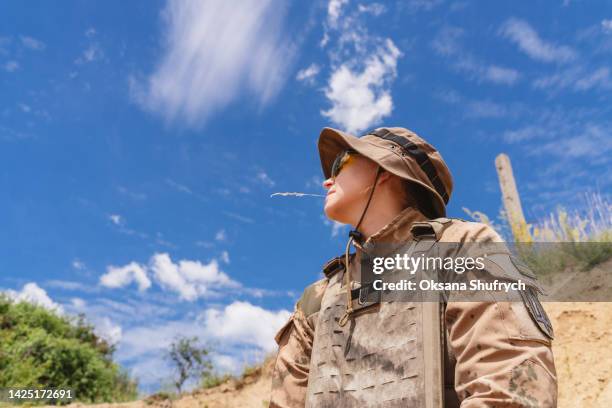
[
  {"xmin": 439, "ymin": 220, "xmax": 504, "ymax": 243},
  {"xmin": 410, "ymin": 217, "xmax": 503, "ymax": 243},
  {"xmin": 297, "ymin": 277, "xmax": 328, "ymax": 318}
]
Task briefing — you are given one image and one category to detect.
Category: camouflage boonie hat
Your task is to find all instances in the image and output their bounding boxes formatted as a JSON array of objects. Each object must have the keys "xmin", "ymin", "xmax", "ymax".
[{"xmin": 318, "ymin": 127, "xmax": 453, "ymax": 217}]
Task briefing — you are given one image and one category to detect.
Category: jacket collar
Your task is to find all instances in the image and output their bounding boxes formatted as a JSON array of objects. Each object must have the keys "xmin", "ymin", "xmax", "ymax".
[
  {"xmin": 322, "ymin": 207, "xmax": 429, "ymax": 279},
  {"xmin": 353, "ymin": 206, "xmax": 428, "ymax": 255}
]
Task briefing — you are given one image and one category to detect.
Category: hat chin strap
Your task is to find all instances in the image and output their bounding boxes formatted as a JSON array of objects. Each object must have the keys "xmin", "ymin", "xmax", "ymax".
[{"xmin": 339, "ymin": 166, "xmax": 382, "ymax": 327}]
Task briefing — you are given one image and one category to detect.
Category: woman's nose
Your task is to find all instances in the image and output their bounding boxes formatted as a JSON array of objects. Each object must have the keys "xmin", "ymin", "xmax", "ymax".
[{"xmin": 322, "ymin": 178, "xmax": 334, "ymax": 189}]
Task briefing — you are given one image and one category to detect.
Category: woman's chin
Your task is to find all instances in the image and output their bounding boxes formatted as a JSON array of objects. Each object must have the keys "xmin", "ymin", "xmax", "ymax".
[{"xmin": 324, "ymin": 201, "xmax": 348, "ymax": 224}]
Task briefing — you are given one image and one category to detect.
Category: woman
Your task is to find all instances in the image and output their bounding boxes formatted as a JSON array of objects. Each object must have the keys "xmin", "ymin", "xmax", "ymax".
[{"xmin": 270, "ymin": 127, "xmax": 557, "ymax": 407}]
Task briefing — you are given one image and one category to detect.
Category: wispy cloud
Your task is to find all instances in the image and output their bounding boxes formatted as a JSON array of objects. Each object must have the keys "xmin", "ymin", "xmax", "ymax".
[
  {"xmin": 499, "ymin": 18, "xmax": 576, "ymax": 63},
  {"xmin": 75, "ymin": 44, "xmax": 103, "ymax": 64},
  {"xmin": 432, "ymin": 26, "xmax": 520, "ymax": 85},
  {"xmin": 214, "ymin": 229, "xmax": 227, "ymax": 242},
  {"xmin": 256, "ymin": 170, "xmax": 276, "ymax": 187},
  {"xmin": 131, "ymin": 0, "xmax": 296, "ymax": 127},
  {"xmin": 3, "ymin": 60, "xmax": 19, "ymax": 72},
  {"xmin": 20, "ymin": 35, "xmax": 45, "ymax": 51},
  {"xmin": 435, "ymin": 89, "xmax": 526, "ymax": 119},
  {"xmin": 357, "ymin": 3, "xmax": 386, "ymax": 16},
  {"xmin": 485, "ymin": 65, "xmax": 520, "ymax": 85},
  {"xmin": 222, "ymin": 210, "xmax": 255, "ymax": 224},
  {"xmin": 109, "ymin": 213, "xmax": 123, "ymax": 226},
  {"xmin": 533, "ymin": 66, "xmax": 612, "ymax": 92},
  {"xmin": 322, "ymin": 215, "xmax": 348, "ymax": 238},
  {"xmin": 400, "ymin": 0, "xmax": 444, "ymax": 14},
  {"xmin": 326, "ymin": 0, "xmax": 349, "ymax": 29},
  {"xmin": 296, "ymin": 63, "xmax": 320, "ymax": 84}
]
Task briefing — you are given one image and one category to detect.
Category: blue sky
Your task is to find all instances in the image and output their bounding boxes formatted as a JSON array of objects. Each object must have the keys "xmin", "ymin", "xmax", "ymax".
[{"xmin": 1, "ymin": 0, "xmax": 611, "ymax": 393}]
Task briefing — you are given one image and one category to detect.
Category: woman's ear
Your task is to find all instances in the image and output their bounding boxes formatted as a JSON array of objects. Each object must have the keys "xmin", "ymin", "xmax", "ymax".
[{"xmin": 376, "ymin": 170, "xmax": 394, "ymax": 185}]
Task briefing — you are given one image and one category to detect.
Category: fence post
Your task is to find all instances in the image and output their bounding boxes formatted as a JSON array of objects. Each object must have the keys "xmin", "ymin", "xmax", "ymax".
[{"xmin": 495, "ymin": 153, "xmax": 531, "ymax": 242}]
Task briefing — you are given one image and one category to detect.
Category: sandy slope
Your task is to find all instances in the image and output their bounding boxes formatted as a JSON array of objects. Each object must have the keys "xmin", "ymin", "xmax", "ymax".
[{"xmin": 544, "ymin": 302, "xmax": 612, "ymax": 407}]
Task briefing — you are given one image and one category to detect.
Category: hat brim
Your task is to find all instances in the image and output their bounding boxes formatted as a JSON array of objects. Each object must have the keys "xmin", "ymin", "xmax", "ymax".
[{"xmin": 318, "ymin": 127, "xmax": 393, "ymax": 179}]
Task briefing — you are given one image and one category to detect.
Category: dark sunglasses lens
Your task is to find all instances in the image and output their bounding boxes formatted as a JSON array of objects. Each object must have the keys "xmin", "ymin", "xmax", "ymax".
[
  {"xmin": 331, "ymin": 153, "xmax": 344, "ymax": 177},
  {"xmin": 331, "ymin": 150, "xmax": 355, "ymax": 178}
]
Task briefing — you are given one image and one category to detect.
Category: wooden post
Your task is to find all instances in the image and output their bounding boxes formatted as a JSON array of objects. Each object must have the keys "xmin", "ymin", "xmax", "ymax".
[{"xmin": 495, "ymin": 154, "xmax": 530, "ymax": 241}]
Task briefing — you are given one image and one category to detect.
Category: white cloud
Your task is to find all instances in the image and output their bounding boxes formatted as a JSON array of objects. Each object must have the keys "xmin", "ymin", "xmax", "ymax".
[
  {"xmin": 463, "ymin": 100, "xmax": 508, "ymax": 119},
  {"xmin": 256, "ymin": 170, "xmax": 276, "ymax": 187},
  {"xmin": 319, "ymin": 2, "xmax": 403, "ymax": 133},
  {"xmin": 20, "ymin": 36, "xmax": 45, "ymax": 50},
  {"xmin": 502, "ymin": 125, "xmax": 548, "ymax": 143},
  {"xmin": 485, "ymin": 65, "xmax": 520, "ymax": 85},
  {"xmin": 602, "ymin": 19, "xmax": 612, "ymax": 34},
  {"xmin": 327, "ymin": 0, "xmax": 349, "ymax": 28},
  {"xmin": 203, "ymin": 301, "xmax": 291, "ymax": 351},
  {"xmin": 296, "ymin": 63, "xmax": 320, "ymax": 84},
  {"xmin": 357, "ymin": 3, "xmax": 386, "ymax": 16},
  {"xmin": 215, "ymin": 229, "xmax": 227, "ymax": 242},
  {"xmin": 95, "ymin": 317, "xmax": 123, "ymax": 345},
  {"xmin": 116, "ymin": 303, "xmax": 287, "ymax": 387},
  {"xmin": 499, "ymin": 18, "xmax": 576, "ymax": 63},
  {"xmin": 533, "ymin": 66, "xmax": 612, "ymax": 92},
  {"xmin": 100, "ymin": 262, "xmax": 151, "ymax": 292},
  {"xmin": 7, "ymin": 283, "xmax": 63, "ymax": 313},
  {"xmin": 109, "ymin": 214, "xmax": 123, "ymax": 225},
  {"xmin": 71, "ymin": 297, "xmax": 86, "ymax": 309},
  {"xmin": 574, "ymin": 67, "xmax": 611, "ymax": 91},
  {"xmin": 75, "ymin": 44, "xmax": 103, "ymax": 64},
  {"xmin": 535, "ymin": 123, "xmax": 612, "ymax": 159},
  {"xmin": 431, "ymin": 26, "xmax": 463, "ymax": 56},
  {"xmin": 322, "ymin": 39, "xmax": 401, "ymax": 134},
  {"xmin": 4, "ymin": 61, "xmax": 19, "ymax": 72},
  {"xmin": 72, "ymin": 259, "xmax": 86, "ymax": 270},
  {"xmin": 402, "ymin": 0, "xmax": 444, "ymax": 13},
  {"xmin": 150, "ymin": 253, "xmax": 239, "ymax": 301},
  {"xmin": 432, "ymin": 27, "xmax": 520, "ymax": 86},
  {"xmin": 322, "ymin": 215, "xmax": 348, "ymax": 237},
  {"xmin": 220, "ymin": 251, "xmax": 230, "ymax": 264},
  {"xmin": 131, "ymin": 0, "xmax": 295, "ymax": 127}
]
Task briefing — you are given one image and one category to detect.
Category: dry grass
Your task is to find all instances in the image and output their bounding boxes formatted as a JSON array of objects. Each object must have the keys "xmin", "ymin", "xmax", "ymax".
[{"xmin": 464, "ymin": 193, "xmax": 612, "ymax": 275}]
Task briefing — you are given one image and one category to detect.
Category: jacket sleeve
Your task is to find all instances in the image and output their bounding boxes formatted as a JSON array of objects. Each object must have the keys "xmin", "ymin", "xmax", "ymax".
[
  {"xmin": 439, "ymin": 221, "xmax": 557, "ymax": 407},
  {"xmin": 269, "ymin": 306, "xmax": 314, "ymax": 408},
  {"xmin": 270, "ymin": 278, "xmax": 327, "ymax": 408},
  {"xmin": 445, "ymin": 299, "xmax": 557, "ymax": 407}
]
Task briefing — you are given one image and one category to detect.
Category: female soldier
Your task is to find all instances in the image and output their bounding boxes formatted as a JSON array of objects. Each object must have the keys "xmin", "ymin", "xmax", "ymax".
[{"xmin": 270, "ymin": 127, "xmax": 557, "ymax": 407}]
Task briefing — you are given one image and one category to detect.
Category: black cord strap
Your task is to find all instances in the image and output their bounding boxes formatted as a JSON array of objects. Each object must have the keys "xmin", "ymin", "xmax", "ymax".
[{"xmin": 367, "ymin": 128, "xmax": 449, "ymax": 203}]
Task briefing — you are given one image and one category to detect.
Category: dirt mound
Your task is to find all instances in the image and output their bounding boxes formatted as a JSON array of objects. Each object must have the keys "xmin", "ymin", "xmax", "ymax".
[{"xmin": 544, "ymin": 302, "xmax": 611, "ymax": 407}]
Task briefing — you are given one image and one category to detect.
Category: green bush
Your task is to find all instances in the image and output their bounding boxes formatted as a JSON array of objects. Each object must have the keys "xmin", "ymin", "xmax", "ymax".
[{"xmin": 0, "ymin": 295, "xmax": 137, "ymax": 404}]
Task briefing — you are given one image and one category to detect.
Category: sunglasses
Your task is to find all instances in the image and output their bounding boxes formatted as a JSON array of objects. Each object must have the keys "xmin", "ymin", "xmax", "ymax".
[{"xmin": 331, "ymin": 149, "xmax": 358, "ymax": 178}]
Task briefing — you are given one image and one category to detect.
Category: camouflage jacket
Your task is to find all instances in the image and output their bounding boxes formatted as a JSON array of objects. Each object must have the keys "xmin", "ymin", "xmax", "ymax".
[{"xmin": 270, "ymin": 207, "xmax": 557, "ymax": 407}]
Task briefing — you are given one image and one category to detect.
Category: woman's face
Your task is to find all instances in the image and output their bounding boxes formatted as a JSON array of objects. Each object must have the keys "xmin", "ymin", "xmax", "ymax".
[{"xmin": 323, "ymin": 152, "xmax": 379, "ymax": 225}]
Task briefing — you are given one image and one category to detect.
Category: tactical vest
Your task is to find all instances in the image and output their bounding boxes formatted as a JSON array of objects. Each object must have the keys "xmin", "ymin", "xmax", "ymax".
[{"xmin": 304, "ymin": 218, "xmax": 454, "ymax": 408}]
